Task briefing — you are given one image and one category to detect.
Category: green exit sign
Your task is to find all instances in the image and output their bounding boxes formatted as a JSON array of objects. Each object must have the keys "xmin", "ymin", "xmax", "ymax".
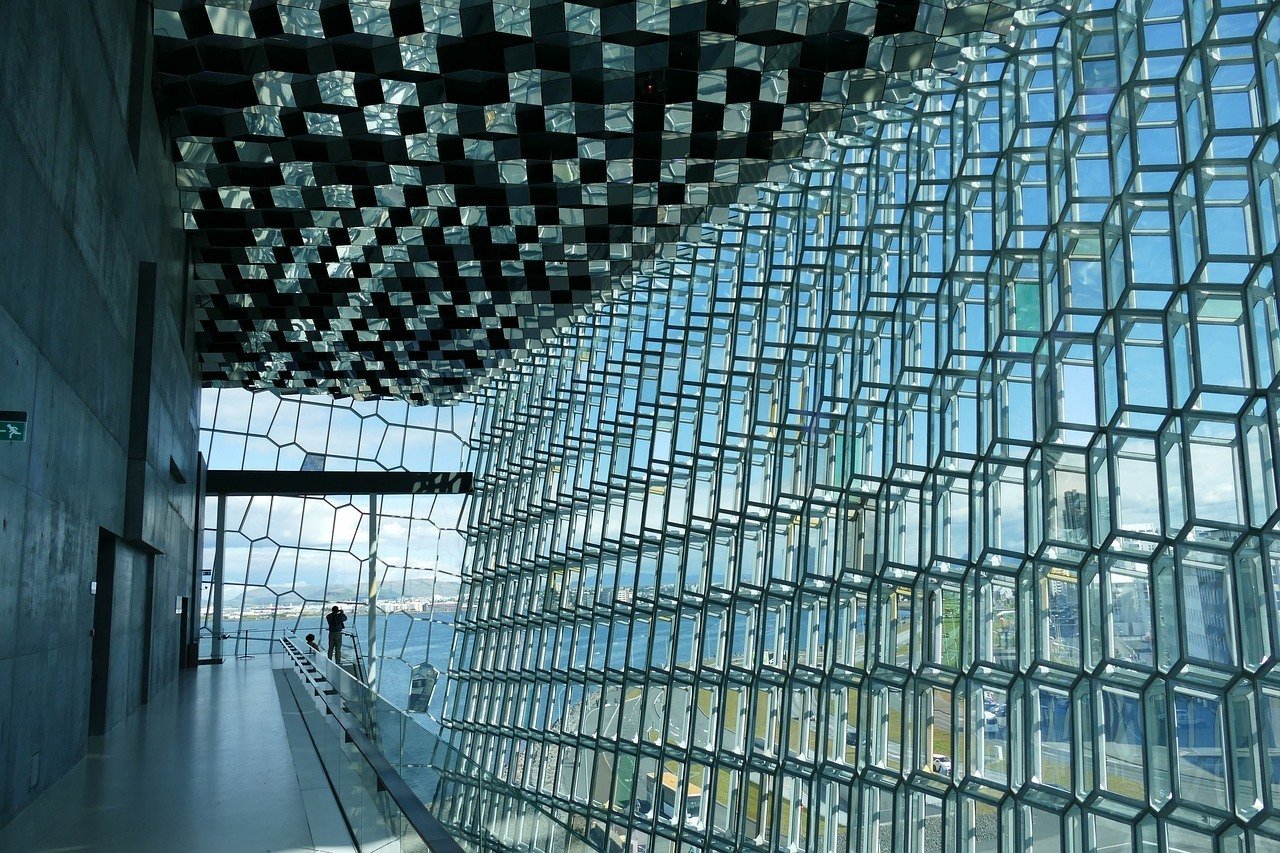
[{"xmin": 0, "ymin": 411, "xmax": 27, "ymax": 442}]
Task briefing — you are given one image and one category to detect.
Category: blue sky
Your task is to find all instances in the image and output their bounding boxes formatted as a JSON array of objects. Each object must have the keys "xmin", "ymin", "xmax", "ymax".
[{"xmin": 200, "ymin": 388, "xmax": 472, "ymax": 591}]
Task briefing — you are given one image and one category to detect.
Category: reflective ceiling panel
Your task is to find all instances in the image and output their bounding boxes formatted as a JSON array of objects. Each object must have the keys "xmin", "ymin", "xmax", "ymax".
[{"xmin": 155, "ymin": 0, "xmax": 1016, "ymax": 403}]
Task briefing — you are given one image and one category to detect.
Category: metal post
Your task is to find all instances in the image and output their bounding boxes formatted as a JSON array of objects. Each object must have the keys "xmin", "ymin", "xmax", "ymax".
[
  {"xmin": 211, "ymin": 494, "xmax": 227, "ymax": 662},
  {"xmin": 367, "ymin": 494, "xmax": 379, "ymax": 691},
  {"xmin": 189, "ymin": 454, "xmax": 206, "ymax": 667}
]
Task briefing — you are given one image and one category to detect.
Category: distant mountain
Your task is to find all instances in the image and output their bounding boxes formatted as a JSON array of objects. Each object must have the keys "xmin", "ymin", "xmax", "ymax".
[{"xmin": 224, "ymin": 577, "xmax": 462, "ymax": 608}]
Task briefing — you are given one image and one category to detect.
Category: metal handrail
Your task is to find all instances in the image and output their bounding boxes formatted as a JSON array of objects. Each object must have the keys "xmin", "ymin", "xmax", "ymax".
[
  {"xmin": 286, "ymin": 631, "xmax": 596, "ymax": 851},
  {"xmin": 340, "ymin": 629, "xmax": 367, "ymax": 683},
  {"xmin": 313, "ymin": 627, "xmax": 367, "ymax": 683},
  {"xmin": 280, "ymin": 635, "xmax": 465, "ymax": 853}
]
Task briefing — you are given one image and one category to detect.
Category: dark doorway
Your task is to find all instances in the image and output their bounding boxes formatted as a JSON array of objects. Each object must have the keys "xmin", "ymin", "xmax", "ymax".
[
  {"xmin": 177, "ymin": 596, "xmax": 191, "ymax": 669},
  {"xmin": 89, "ymin": 529, "xmax": 117, "ymax": 736},
  {"xmin": 139, "ymin": 554, "xmax": 155, "ymax": 706}
]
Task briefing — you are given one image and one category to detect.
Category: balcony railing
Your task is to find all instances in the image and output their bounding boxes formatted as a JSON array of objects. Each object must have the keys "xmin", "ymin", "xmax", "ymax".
[{"xmin": 280, "ymin": 635, "xmax": 595, "ymax": 852}]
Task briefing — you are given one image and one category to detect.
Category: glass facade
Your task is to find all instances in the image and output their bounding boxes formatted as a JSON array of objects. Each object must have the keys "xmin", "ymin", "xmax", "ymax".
[
  {"xmin": 156, "ymin": 0, "xmax": 990, "ymax": 405},
  {"xmin": 199, "ymin": 388, "xmax": 471, "ymax": 721},
  {"xmin": 447, "ymin": 2, "xmax": 1280, "ymax": 851}
]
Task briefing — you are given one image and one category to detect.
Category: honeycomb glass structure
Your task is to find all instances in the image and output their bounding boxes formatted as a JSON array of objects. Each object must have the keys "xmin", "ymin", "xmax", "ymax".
[
  {"xmin": 153, "ymin": 0, "xmax": 1024, "ymax": 403},
  {"xmin": 200, "ymin": 387, "xmax": 471, "ymax": 721},
  {"xmin": 444, "ymin": 1, "xmax": 1280, "ymax": 850}
]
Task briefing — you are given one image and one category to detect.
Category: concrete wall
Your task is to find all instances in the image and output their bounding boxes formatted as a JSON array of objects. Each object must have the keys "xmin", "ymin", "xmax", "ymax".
[
  {"xmin": 0, "ymin": 0, "xmax": 198, "ymax": 826},
  {"xmin": 103, "ymin": 542, "xmax": 150, "ymax": 733}
]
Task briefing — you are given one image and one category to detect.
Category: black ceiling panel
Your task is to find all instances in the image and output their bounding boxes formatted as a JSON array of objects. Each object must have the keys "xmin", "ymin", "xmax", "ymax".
[{"xmin": 154, "ymin": 0, "xmax": 1014, "ymax": 403}]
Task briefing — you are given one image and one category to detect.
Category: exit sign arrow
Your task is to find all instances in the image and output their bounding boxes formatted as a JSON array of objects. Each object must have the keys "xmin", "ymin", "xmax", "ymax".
[{"xmin": 0, "ymin": 410, "xmax": 27, "ymax": 442}]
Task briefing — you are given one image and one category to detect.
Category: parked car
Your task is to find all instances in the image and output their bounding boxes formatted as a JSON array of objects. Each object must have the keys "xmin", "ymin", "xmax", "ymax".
[{"xmin": 984, "ymin": 705, "xmax": 1007, "ymax": 737}]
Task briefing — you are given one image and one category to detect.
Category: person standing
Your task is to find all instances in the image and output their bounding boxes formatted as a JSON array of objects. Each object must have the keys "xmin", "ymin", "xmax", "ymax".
[{"xmin": 325, "ymin": 605, "xmax": 347, "ymax": 662}]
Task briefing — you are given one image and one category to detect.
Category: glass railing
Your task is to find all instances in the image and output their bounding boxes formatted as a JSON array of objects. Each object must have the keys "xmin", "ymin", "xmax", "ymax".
[
  {"xmin": 283, "ymin": 635, "xmax": 595, "ymax": 853},
  {"xmin": 279, "ymin": 638, "xmax": 460, "ymax": 852}
]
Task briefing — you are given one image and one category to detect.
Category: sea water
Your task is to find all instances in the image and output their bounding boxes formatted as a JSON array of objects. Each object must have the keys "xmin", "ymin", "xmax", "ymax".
[{"xmin": 205, "ymin": 608, "xmax": 458, "ymax": 726}]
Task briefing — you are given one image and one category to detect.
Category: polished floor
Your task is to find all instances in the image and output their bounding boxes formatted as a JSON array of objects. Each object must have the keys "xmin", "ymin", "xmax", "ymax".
[{"xmin": 0, "ymin": 654, "xmax": 356, "ymax": 853}]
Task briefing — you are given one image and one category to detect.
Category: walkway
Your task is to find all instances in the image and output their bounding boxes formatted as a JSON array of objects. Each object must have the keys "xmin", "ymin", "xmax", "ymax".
[{"xmin": 0, "ymin": 654, "xmax": 355, "ymax": 853}]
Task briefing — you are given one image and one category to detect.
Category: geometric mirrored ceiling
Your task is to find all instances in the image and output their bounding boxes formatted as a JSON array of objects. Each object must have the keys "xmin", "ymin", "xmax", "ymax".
[{"xmin": 154, "ymin": 0, "xmax": 1016, "ymax": 403}]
